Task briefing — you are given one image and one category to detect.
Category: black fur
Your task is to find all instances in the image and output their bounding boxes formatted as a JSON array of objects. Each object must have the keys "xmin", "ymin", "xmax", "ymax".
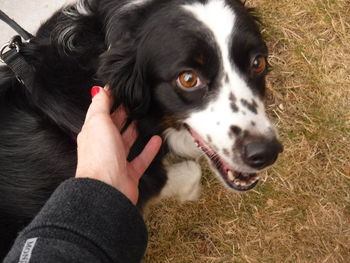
[{"xmin": 0, "ymin": 0, "xmax": 266, "ymax": 258}]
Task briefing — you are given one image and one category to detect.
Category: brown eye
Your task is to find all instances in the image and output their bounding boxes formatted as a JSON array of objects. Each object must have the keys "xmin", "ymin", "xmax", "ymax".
[
  {"xmin": 177, "ymin": 71, "xmax": 200, "ymax": 89},
  {"xmin": 251, "ymin": 56, "xmax": 267, "ymax": 73}
]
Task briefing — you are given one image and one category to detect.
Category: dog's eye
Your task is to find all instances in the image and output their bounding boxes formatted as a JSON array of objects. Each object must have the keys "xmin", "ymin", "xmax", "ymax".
[
  {"xmin": 177, "ymin": 71, "xmax": 201, "ymax": 89},
  {"xmin": 251, "ymin": 56, "xmax": 267, "ymax": 74}
]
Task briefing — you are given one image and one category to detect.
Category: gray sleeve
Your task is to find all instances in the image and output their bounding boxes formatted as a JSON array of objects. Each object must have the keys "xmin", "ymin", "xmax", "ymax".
[{"xmin": 4, "ymin": 178, "xmax": 148, "ymax": 263}]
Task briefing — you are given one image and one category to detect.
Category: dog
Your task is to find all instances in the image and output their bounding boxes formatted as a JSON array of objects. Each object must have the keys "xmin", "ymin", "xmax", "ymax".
[{"xmin": 0, "ymin": 0, "xmax": 282, "ymax": 258}]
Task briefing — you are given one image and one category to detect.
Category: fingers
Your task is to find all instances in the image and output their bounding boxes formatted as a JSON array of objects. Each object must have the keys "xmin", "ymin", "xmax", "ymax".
[
  {"xmin": 128, "ymin": 135, "xmax": 162, "ymax": 180},
  {"xmin": 121, "ymin": 121, "xmax": 138, "ymax": 154},
  {"xmin": 111, "ymin": 105, "xmax": 128, "ymax": 130},
  {"xmin": 85, "ymin": 86, "xmax": 113, "ymax": 121}
]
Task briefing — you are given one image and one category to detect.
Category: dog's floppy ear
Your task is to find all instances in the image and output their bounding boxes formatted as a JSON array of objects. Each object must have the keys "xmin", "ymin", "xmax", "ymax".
[{"xmin": 97, "ymin": 45, "xmax": 150, "ymax": 118}]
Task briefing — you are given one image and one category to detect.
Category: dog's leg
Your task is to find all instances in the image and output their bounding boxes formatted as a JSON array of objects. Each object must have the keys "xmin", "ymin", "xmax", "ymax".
[{"xmin": 160, "ymin": 160, "xmax": 202, "ymax": 202}]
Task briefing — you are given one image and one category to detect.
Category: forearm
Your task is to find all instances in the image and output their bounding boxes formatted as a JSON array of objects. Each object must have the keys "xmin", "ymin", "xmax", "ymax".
[{"xmin": 4, "ymin": 178, "xmax": 147, "ymax": 263}]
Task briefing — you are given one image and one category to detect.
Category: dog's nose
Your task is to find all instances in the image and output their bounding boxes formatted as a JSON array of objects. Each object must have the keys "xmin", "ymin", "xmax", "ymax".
[{"xmin": 243, "ymin": 139, "xmax": 283, "ymax": 169}]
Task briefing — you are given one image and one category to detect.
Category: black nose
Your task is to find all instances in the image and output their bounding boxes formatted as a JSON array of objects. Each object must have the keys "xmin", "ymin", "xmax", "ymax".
[{"xmin": 243, "ymin": 139, "xmax": 283, "ymax": 169}]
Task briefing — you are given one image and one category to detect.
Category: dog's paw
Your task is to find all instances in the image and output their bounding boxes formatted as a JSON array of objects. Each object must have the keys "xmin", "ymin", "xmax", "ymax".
[{"xmin": 161, "ymin": 160, "xmax": 202, "ymax": 202}]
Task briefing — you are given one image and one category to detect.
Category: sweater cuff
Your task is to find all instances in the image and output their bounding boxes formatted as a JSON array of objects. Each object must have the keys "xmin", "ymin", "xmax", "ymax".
[{"xmin": 20, "ymin": 178, "xmax": 147, "ymax": 262}]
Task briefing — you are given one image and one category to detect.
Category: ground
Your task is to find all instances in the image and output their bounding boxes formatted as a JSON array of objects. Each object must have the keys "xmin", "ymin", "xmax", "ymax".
[{"xmin": 1, "ymin": 0, "xmax": 349, "ymax": 262}]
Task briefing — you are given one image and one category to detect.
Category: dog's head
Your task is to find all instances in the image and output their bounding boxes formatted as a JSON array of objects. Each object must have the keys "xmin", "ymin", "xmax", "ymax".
[{"xmin": 98, "ymin": 0, "xmax": 283, "ymax": 191}]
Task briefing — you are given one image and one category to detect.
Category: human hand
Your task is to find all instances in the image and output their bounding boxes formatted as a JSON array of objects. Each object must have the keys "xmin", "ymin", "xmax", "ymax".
[{"xmin": 75, "ymin": 86, "xmax": 162, "ymax": 204}]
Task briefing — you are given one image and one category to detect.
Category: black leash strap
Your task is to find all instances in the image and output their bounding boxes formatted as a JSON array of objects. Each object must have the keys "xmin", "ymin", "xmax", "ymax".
[
  {"xmin": 0, "ymin": 10, "xmax": 35, "ymax": 93},
  {"xmin": 1, "ymin": 36, "xmax": 35, "ymax": 93},
  {"xmin": 0, "ymin": 10, "xmax": 33, "ymax": 41}
]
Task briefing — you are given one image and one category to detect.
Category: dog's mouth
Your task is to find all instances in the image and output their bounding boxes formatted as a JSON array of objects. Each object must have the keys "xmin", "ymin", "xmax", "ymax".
[{"xmin": 185, "ymin": 125, "xmax": 259, "ymax": 191}]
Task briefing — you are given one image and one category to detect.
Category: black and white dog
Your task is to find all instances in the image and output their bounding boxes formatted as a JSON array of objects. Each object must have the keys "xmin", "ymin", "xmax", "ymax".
[{"xmin": 0, "ymin": 0, "xmax": 282, "ymax": 257}]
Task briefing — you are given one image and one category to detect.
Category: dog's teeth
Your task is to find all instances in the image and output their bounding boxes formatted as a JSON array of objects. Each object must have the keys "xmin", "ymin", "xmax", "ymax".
[
  {"xmin": 240, "ymin": 180, "xmax": 248, "ymax": 186},
  {"xmin": 234, "ymin": 179, "xmax": 241, "ymax": 186},
  {"xmin": 227, "ymin": 170, "xmax": 235, "ymax": 181},
  {"xmin": 250, "ymin": 176, "xmax": 259, "ymax": 184}
]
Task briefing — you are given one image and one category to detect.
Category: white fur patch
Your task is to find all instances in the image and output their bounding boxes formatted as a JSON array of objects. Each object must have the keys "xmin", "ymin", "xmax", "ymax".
[
  {"xmin": 161, "ymin": 161, "xmax": 202, "ymax": 202},
  {"xmin": 183, "ymin": 0, "xmax": 235, "ymax": 64},
  {"xmin": 164, "ymin": 128, "xmax": 202, "ymax": 159}
]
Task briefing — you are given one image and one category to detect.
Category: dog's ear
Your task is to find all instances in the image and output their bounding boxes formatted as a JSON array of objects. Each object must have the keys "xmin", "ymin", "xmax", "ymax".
[{"xmin": 97, "ymin": 45, "xmax": 150, "ymax": 118}]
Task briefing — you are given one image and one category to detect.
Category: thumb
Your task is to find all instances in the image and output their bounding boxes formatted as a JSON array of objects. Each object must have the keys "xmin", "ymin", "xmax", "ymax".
[{"xmin": 85, "ymin": 86, "xmax": 112, "ymax": 120}]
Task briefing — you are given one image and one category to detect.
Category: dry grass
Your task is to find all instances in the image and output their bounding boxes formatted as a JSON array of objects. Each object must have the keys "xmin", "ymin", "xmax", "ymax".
[{"xmin": 144, "ymin": 0, "xmax": 350, "ymax": 262}]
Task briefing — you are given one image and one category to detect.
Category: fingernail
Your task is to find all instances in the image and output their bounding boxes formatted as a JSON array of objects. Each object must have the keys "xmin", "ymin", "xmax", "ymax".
[{"xmin": 91, "ymin": 86, "xmax": 101, "ymax": 98}]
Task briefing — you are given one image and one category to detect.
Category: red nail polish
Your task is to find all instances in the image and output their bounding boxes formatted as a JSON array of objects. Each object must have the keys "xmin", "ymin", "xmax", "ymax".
[{"xmin": 91, "ymin": 86, "xmax": 101, "ymax": 98}]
